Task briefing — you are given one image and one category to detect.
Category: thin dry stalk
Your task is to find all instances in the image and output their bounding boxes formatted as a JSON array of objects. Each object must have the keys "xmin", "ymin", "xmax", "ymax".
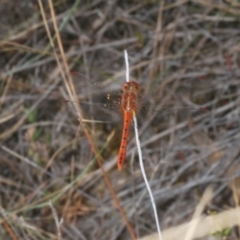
[
  {"xmin": 183, "ymin": 187, "xmax": 212, "ymax": 240},
  {"xmin": 49, "ymin": 201, "xmax": 63, "ymax": 240},
  {"xmin": 39, "ymin": 0, "xmax": 137, "ymax": 239}
]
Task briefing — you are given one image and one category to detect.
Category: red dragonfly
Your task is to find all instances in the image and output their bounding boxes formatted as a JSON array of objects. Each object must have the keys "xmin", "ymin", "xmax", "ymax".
[
  {"xmin": 117, "ymin": 80, "xmax": 140, "ymax": 170},
  {"xmin": 67, "ymin": 72, "xmax": 209, "ymax": 170}
]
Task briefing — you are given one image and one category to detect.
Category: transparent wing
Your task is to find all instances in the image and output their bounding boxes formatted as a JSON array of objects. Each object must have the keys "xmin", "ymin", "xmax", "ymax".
[
  {"xmin": 64, "ymin": 73, "xmax": 222, "ymax": 127},
  {"xmin": 64, "ymin": 72, "xmax": 123, "ymax": 123}
]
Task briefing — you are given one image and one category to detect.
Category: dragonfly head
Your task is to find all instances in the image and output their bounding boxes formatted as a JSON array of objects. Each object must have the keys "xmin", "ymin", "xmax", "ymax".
[{"xmin": 122, "ymin": 80, "xmax": 140, "ymax": 95}]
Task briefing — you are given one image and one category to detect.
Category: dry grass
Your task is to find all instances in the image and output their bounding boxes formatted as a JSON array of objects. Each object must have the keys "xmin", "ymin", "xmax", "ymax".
[{"xmin": 1, "ymin": 0, "xmax": 240, "ymax": 239}]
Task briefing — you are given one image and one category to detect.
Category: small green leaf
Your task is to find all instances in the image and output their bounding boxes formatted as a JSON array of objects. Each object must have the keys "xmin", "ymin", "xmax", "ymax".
[
  {"xmin": 24, "ymin": 108, "xmax": 37, "ymax": 123},
  {"xmin": 32, "ymin": 128, "xmax": 42, "ymax": 141}
]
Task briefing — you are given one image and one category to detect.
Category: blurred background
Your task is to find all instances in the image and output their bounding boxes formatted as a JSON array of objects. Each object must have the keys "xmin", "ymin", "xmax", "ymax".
[{"xmin": 1, "ymin": 1, "xmax": 240, "ymax": 239}]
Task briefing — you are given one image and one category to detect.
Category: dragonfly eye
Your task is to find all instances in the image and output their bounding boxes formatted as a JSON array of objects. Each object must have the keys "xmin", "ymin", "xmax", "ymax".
[
  {"xmin": 122, "ymin": 83, "xmax": 129, "ymax": 91},
  {"xmin": 130, "ymin": 81, "xmax": 140, "ymax": 91}
]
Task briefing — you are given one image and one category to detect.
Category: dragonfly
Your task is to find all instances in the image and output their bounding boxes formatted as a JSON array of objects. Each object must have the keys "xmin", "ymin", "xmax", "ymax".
[
  {"xmin": 117, "ymin": 80, "xmax": 140, "ymax": 170},
  {"xmin": 67, "ymin": 72, "xmax": 211, "ymax": 170}
]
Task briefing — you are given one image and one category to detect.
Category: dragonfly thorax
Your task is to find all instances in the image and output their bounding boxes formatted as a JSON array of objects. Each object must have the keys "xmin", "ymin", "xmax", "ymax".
[{"xmin": 121, "ymin": 80, "xmax": 140, "ymax": 113}]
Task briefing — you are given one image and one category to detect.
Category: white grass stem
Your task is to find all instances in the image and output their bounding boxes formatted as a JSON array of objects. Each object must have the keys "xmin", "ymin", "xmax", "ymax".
[
  {"xmin": 124, "ymin": 50, "xmax": 130, "ymax": 82},
  {"xmin": 133, "ymin": 113, "xmax": 163, "ymax": 240},
  {"xmin": 124, "ymin": 50, "xmax": 163, "ymax": 240}
]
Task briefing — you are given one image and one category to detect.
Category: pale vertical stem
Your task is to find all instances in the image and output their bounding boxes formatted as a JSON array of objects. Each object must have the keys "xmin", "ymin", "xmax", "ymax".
[
  {"xmin": 124, "ymin": 50, "xmax": 130, "ymax": 82},
  {"xmin": 183, "ymin": 187, "xmax": 212, "ymax": 240},
  {"xmin": 133, "ymin": 113, "xmax": 163, "ymax": 240},
  {"xmin": 49, "ymin": 201, "xmax": 63, "ymax": 240},
  {"xmin": 124, "ymin": 50, "xmax": 162, "ymax": 240}
]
